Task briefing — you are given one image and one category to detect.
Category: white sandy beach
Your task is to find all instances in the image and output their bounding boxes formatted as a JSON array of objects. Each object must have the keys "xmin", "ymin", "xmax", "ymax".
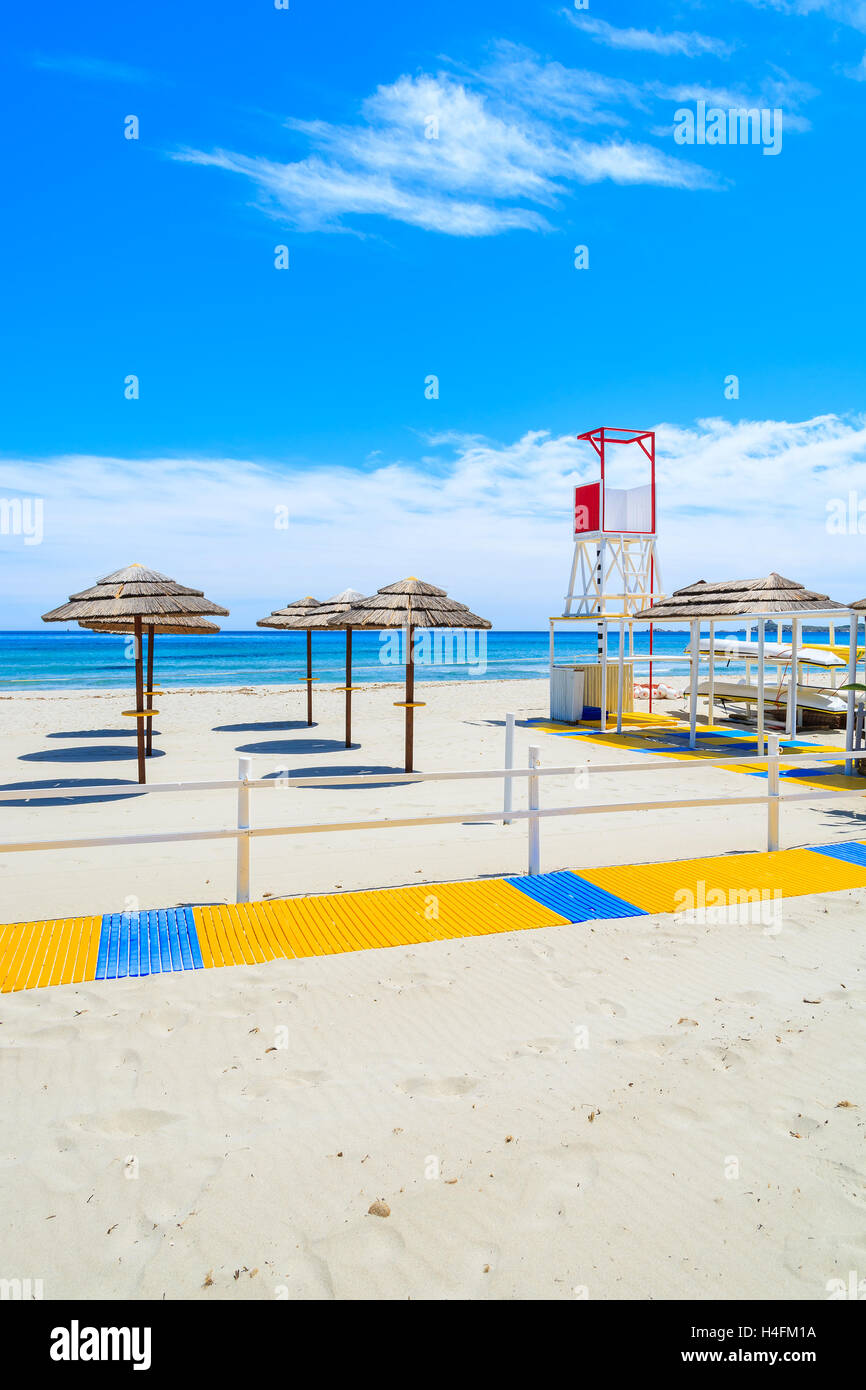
[
  {"xmin": 2, "ymin": 890, "xmax": 864, "ymax": 1300},
  {"xmin": 1, "ymin": 678, "xmax": 864, "ymax": 1300}
]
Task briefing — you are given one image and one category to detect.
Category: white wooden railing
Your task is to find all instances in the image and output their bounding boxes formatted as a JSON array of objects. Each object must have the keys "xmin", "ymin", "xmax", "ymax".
[{"xmin": 0, "ymin": 727, "xmax": 863, "ymax": 904}]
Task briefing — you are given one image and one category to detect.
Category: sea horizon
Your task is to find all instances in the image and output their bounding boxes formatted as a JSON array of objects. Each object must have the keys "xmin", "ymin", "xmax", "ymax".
[{"xmin": 0, "ymin": 624, "xmax": 847, "ymax": 691}]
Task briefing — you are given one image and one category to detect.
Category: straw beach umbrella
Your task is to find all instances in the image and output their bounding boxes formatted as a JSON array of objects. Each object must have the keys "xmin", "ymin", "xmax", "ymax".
[
  {"xmin": 82, "ymin": 614, "xmax": 223, "ymax": 757},
  {"xmin": 334, "ymin": 578, "xmax": 491, "ymax": 772},
  {"xmin": 256, "ymin": 597, "xmax": 322, "ymax": 725},
  {"xmin": 42, "ymin": 564, "xmax": 229, "ymax": 784},
  {"xmin": 294, "ymin": 590, "xmax": 366, "ymax": 747},
  {"xmin": 634, "ymin": 572, "xmax": 846, "ymax": 621}
]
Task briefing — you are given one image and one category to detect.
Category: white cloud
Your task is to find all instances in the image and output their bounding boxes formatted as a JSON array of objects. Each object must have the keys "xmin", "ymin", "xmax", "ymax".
[
  {"xmin": 649, "ymin": 71, "xmax": 816, "ymax": 132},
  {"xmin": 742, "ymin": 0, "xmax": 866, "ymax": 32},
  {"xmin": 567, "ymin": 14, "xmax": 733, "ymax": 57},
  {"xmin": 472, "ymin": 41, "xmax": 648, "ymax": 122},
  {"xmin": 178, "ymin": 146, "xmax": 550, "ymax": 236},
  {"xmin": 3, "ymin": 416, "xmax": 866, "ymax": 629},
  {"xmin": 176, "ymin": 52, "xmax": 718, "ymax": 237}
]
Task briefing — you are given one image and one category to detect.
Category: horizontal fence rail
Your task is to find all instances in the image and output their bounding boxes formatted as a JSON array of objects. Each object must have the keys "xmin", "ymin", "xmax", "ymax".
[{"xmin": 0, "ymin": 724, "xmax": 864, "ymax": 904}]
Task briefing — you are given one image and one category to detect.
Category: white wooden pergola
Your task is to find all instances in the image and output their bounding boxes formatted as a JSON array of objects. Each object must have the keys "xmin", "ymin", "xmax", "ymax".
[{"xmin": 550, "ymin": 581, "xmax": 861, "ymax": 771}]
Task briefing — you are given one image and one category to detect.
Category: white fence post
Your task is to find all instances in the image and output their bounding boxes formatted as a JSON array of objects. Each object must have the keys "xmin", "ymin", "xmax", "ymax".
[
  {"xmin": 527, "ymin": 744, "xmax": 540, "ymax": 876},
  {"xmin": 504, "ymin": 712, "xmax": 515, "ymax": 825},
  {"xmin": 237, "ymin": 756, "xmax": 251, "ymax": 903},
  {"xmin": 766, "ymin": 733, "xmax": 780, "ymax": 853}
]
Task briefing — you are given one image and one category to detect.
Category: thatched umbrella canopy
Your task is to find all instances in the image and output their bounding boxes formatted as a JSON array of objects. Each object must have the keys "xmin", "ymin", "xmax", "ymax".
[
  {"xmin": 42, "ymin": 564, "xmax": 229, "ymax": 783},
  {"xmin": 334, "ymin": 578, "xmax": 491, "ymax": 772},
  {"xmin": 257, "ymin": 597, "xmax": 322, "ymax": 628},
  {"xmin": 80, "ymin": 613, "xmax": 223, "ymax": 757},
  {"xmin": 256, "ymin": 597, "xmax": 323, "ymax": 725},
  {"xmin": 633, "ymin": 572, "xmax": 846, "ymax": 621},
  {"xmin": 294, "ymin": 590, "xmax": 366, "ymax": 747}
]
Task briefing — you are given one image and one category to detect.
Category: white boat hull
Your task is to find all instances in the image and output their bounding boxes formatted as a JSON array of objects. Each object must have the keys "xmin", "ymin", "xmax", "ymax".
[
  {"xmin": 696, "ymin": 640, "xmax": 845, "ymax": 670},
  {"xmin": 697, "ymin": 678, "xmax": 846, "ymax": 713}
]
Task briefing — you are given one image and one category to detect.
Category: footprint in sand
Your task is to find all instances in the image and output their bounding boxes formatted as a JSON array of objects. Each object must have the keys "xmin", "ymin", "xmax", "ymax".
[
  {"xmin": 698, "ymin": 1045, "xmax": 744, "ymax": 1072},
  {"xmin": 659, "ymin": 1102, "xmax": 703, "ymax": 1131},
  {"xmin": 778, "ymin": 1111, "xmax": 824, "ymax": 1138},
  {"xmin": 586, "ymin": 997, "xmax": 627, "ymax": 1018},
  {"xmin": 602, "ymin": 1034, "xmax": 682, "ymax": 1056},
  {"xmin": 377, "ymin": 973, "xmax": 455, "ymax": 992},
  {"xmin": 508, "ymin": 1037, "xmax": 564, "ymax": 1059},
  {"xmin": 137, "ymin": 1008, "xmax": 192, "ymax": 1037},
  {"xmin": 66, "ymin": 1107, "xmax": 180, "ymax": 1136},
  {"xmin": 31, "ymin": 1024, "xmax": 82, "ymax": 1044},
  {"xmin": 814, "ymin": 1158, "xmax": 866, "ymax": 1210},
  {"xmin": 240, "ymin": 1071, "xmax": 328, "ymax": 1097},
  {"xmin": 541, "ymin": 967, "xmax": 599, "ymax": 989},
  {"xmin": 646, "ymin": 935, "xmax": 700, "ymax": 957},
  {"xmin": 397, "ymin": 1076, "xmax": 478, "ymax": 1098},
  {"xmin": 556, "ymin": 1138, "xmax": 601, "ymax": 1183}
]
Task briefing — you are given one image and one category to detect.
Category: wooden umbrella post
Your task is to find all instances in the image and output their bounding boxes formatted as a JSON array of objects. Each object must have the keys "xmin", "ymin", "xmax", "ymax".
[
  {"xmin": 145, "ymin": 627, "xmax": 155, "ymax": 756},
  {"xmin": 134, "ymin": 615, "xmax": 146, "ymax": 784},
  {"xmin": 405, "ymin": 622, "xmax": 415, "ymax": 773},
  {"xmin": 345, "ymin": 626, "xmax": 353, "ymax": 748},
  {"xmin": 306, "ymin": 629, "xmax": 313, "ymax": 726}
]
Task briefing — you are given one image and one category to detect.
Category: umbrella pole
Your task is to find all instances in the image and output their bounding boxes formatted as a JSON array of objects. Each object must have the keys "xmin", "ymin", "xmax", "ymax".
[
  {"xmin": 134, "ymin": 616, "xmax": 146, "ymax": 784},
  {"xmin": 145, "ymin": 628, "xmax": 155, "ymax": 756},
  {"xmin": 405, "ymin": 623, "xmax": 415, "ymax": 773},
  {"xmin": 306, "ymin": 630, "xmax": 313, "ymax": 726},
  {"xmin": 345, "ymin": 626, "xmax": 353, "ymax": 748}
]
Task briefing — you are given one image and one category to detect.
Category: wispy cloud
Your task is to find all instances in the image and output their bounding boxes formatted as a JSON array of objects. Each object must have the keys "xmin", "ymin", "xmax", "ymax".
[
  {"xmin": 741, "ymin": 0, "xmax": 866, "ymax": 33},
  {"xmin": 3, "ymin": 416, "xmax": 866, "ymax": 627},
  {"xmin": 649, "ymin": 69, "xmax": 817, "ymax": 133},
  {"xmin": 175, "ymin": 48, "xmax": 718, "ymax": 237},
  {"xmin": 566, "ymin": 14, "xmax": 733, "ymax": 58},
  {"xmin": 471, "ymin": 41, "xmax": 648, "ymax": 123},
  {"xmin": 30, "ymin": 52, "xmax": 153, "ymax": 84}
]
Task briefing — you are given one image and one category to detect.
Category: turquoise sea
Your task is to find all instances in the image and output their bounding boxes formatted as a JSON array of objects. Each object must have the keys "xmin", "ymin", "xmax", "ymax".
[{"xmin": 0, "ymin": 626, "xmax": 844, "ymax": 691}]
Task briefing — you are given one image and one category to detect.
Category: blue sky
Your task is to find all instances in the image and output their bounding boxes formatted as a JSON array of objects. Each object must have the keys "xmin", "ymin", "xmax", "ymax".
[{"xmin": 1, "ymin": 0, "xmax": 865, "ymax": 627}]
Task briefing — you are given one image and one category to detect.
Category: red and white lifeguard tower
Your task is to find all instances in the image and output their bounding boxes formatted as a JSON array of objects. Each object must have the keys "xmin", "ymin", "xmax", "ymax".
[
  {"xmin": 565, "ymin": 426, "xmax": 662, "ymax": 619},
  {"xmin": 550, "ymin": 426, "xmax": 665, "ymax": 727}
]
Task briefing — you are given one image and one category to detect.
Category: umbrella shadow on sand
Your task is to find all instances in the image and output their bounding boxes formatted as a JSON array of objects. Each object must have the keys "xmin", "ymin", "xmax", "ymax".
[
  {"xmin": 214, "ymin": 721, "xmax": 312, "ymax": 734},
  {"xmin": 44, "ymin": 728, "xmax": 140, "ymax": 739},
  {"xmin": 19, "ymin": 746, "xmax": 166, "ymax": 763},
  {"xmin": 261, "ymin": 763, "xmax": 406, "ymax": 791},
  {"xmin": 821, "ymin": 805, "xmax": 866, "ymax": 828},
  {"xmin": 234, "ymin": 737, "xmax": 346, "ymax": 756},
  {"xmin": 464, "ymin": 717, "xmax": 534, "ymax": 728},
  {"xmin": 0, "ymin": 778, "xmax": 146, "ymax": 807}
]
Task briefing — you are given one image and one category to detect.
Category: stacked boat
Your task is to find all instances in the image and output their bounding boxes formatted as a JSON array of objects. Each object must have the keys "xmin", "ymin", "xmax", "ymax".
[{"xmin": 695, "ymin": 637, "xmax": 848, "ymax": 715}]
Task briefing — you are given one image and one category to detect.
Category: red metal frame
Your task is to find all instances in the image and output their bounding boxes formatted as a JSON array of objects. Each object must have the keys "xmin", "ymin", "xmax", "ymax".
[{"xmin": 575, "ymin": 426, "xmax": 656, "ymax": 535}]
